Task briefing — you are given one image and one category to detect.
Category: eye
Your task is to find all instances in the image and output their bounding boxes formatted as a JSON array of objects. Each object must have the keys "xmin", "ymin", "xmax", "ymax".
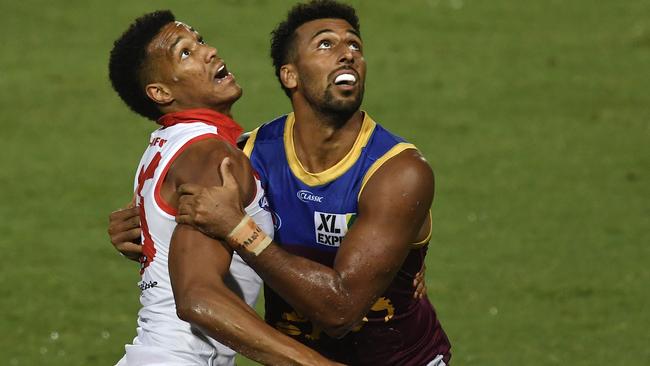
[
  {"xmin": 317, "ymin": 40, "xmax": 332, "ymax": 49},
  {"xmin": 181, "ymin": 49, "xmax": 191, "ymax": 60},
  {"xmin": 349, "ymin": 42, "xmax": 361, "ymax": 52},
  {"xmin": 197, "ymin": 37, "xmax": 205, "ymax": 45}
]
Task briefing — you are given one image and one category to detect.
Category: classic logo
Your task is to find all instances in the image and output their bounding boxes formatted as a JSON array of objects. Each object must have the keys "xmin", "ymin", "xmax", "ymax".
[
  {"xmin": 314, "ymin": 211, "xmax": 356, "ymax": 247},
  {"xmin": 297, "ymin": 190, "xmax": 324, "ymax": 203}
]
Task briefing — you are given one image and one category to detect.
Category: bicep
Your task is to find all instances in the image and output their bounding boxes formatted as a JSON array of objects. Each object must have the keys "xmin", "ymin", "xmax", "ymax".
[
  {"xmin": 333, "ymin": 150, "xmax": 434, "ymax": 300},
  {"xmin": 169, "ymin": 224, "xmax": 233, "ymax": 298}
]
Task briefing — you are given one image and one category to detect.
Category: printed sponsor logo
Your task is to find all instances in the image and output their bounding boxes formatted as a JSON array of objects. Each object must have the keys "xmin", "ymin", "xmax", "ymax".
[
  {"xmin": 138, "ymin": 280, "xmax": 158, "ymax": 291},
  {"xmin": 314, "ymin": 211, "xmax": 354, "ymax": 247},
  {"xmin": 297, "ymin": 190, "xmax": 324, "ymax": 203}
]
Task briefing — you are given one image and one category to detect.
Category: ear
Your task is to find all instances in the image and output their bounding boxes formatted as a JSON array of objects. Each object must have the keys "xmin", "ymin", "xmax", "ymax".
[
  {"xmin": 145, "ymin": 83, "xmax": 174, "ymax": 105},
  {"xmin": 280, "ymin": 64, "xmax": 298, "ymax": 90}
]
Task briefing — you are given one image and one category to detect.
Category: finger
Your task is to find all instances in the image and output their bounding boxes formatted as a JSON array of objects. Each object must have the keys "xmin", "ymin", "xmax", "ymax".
[
  {"xmin": 413, "ymin": 265, "xmax": 426, "ymax": 285},
  {"xmin": 220, "ymin": 157, "xmax": 238, "ymax": 188},
  {"xmin": 126, "ymin": 195, "xmax": 136, "ymax": 209},
  {"xmin": 413, "ymin": 273, "xmax": 422, "ymax": 287},
  {"xmin": 122, "ymin": 214, "xmax": 141, "ymax": 230},
  {"xmin": 177, "ymin": 194, "xmax": 192, "ymax": 207},
  {"xmin": 110, "ymin": 228, "xmax": 142, "ymax": 244},
  {"xmin": 109, "ymin": 206, "xmax": 139, "ymax": 221},
  {"xmin": 115, "ymin": 242, "xmax": 143, "ymax": 262},
  {"xmin": 175, "ymin": 214, "xmax": 191, "ymax": 225},
  {"xmin": 108, "ymin": 215, "xmax": 141, "ymax": 235},
  {"xmin": 177, "ymin": 200, "xmax": 193, "ymax": 216},
  {"xmin": 115, "ymin": 241, "xmax": 142, "ymax": 252},
  {"xmin": 178, "ymin": 183, "xmax": 203, "ymax": 196},
  {"xmin": 414, "ymin": 283, "xmax": 426, "ymax": 299}
]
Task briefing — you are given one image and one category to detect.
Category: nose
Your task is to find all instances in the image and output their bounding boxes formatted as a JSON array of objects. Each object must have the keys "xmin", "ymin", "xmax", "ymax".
[
  {"xmin": 204, "ymin": 45, "xmax": 217, "ymax": 63},
  {"xmin": 338, "ymin": 45, "xmax": 354, "ymax": 64}
]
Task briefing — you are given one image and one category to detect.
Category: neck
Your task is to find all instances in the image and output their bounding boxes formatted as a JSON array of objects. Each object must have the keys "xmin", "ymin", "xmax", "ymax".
[
  {"xmin": 290, "ymin": 102, "xmax": 364, "ymax": 173},
  {"xmin": 157, "ymin": 108, "xmax": 243, "ymax": 147},
  {"xmin": 161, "ymin": 102, "xmax": 234, "ymax": 119}
]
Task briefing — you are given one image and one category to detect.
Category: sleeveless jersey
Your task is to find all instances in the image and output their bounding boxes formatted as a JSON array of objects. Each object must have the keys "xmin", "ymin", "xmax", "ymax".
[
  {"xmin": 244, "ymin": 112, "xmax": 451, "ymax": 365},
  {"xmin": 121, "ymin": 110, "xmax": 272, "ymax": 366}
]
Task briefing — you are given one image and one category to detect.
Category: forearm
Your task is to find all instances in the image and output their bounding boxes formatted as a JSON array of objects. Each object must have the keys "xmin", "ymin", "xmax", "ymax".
[
  {"xmin": 169, "ymin": 224, "xmax": 337, "ymax": 365},
  {"xmin": 177, "ymin": 286, "xmax": 333, "ymax": 365},
  {"xmin": 236, "ymin": 243, "xmax": 373, "ymax": 337}
]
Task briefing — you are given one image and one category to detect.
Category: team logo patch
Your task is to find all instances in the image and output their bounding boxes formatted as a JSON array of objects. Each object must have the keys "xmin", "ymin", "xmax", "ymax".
[
  {"xmin": 259, "ymin": 196, "xmax": 282, "ymax": 230},
  {"xmin": 314, "ymin": 211, "xmax": 356, "ymax": 247},
  {"xmin": 297, "ymin": 190, "xmax": 324, "ymax": 203}
]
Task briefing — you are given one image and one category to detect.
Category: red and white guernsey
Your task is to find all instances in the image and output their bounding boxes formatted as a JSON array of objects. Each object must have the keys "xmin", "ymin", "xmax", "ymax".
[{"xmin": 117, "ymin": 109, "xmax": 273, "ymax": 366}]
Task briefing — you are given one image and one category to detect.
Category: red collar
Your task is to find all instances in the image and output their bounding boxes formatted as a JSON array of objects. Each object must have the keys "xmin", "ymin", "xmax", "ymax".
[{"xmin": 157, "ymin": 109, "xmax": 243, "ymax": 146}]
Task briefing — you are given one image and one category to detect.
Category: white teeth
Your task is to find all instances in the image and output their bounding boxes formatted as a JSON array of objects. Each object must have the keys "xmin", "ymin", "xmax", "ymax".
[
  {"xmin": 217, "ymin": 65, "xmax": 225, "ymax": 73},
  {"xmin": 334, "ymin": 73, "xmax": 356, "ymax": 85}
]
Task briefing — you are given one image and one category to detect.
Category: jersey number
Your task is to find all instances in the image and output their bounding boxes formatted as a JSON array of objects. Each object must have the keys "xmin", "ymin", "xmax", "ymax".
[{"xmin": 136, "ymin": 152, "xmax": 162, "ymax": 275}]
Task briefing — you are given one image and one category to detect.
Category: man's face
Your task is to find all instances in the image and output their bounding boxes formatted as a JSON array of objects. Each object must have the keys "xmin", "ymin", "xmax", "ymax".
[
  {"xmin": 146, "ymin": 22, "xmax": 241, "ymax": 110},
  {"xmin": 289, "ymin": 18, "xmax": 366, "ymax": 117}
]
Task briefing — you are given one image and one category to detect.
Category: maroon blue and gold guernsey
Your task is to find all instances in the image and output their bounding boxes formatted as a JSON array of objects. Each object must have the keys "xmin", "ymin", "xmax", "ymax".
[{"xmin": 243, "ymin": 112, "xmax": 451, "ymax": 365}]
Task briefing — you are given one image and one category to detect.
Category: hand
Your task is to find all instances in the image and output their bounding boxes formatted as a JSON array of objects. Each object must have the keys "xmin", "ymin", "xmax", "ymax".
[
  {"xmin": 176, "ymin": 157, "xmax": 246, "ymax": 242},
  {"xmin": 413, "ymin": 264, "xmax": 427, "ymax": 299},
  {"xmin": 108, "ymin": 197, "xmax": 142, "ymax": 261}
]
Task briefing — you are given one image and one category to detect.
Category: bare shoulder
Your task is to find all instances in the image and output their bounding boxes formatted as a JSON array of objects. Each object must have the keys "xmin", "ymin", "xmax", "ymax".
[
  {"xmin": 360, "ymin": 148, "xmax": 434, "ymax": 206},
  {"xmin": 354, "ymin": 148, "xmax": 433, "ymax": 244},
  {"xmin": 168, "ymin": 139, "xmax": 232, "ymax": 186},
  {"xmin": 162, "ymin": 139, "xmax": 254, "ymax": 206}
]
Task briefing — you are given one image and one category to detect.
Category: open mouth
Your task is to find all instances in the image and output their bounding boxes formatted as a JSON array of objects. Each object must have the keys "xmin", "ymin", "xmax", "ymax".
[
  {"xmin": 334, "ymin": 72, "xmax": 357, "ymax": 86},
  {"xmin": 214, "ymin": 64, "xmax": 230, "ymax": 83}
]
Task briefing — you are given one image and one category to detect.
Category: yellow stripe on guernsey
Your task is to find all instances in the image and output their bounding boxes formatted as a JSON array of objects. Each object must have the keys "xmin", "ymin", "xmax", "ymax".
[
  {"xmin": 411, "ymin": 210, "xmax": 432, "ymax": 248},
  {"xmin": 242, "ymin": 127, "xmax": 260, "ymax": 157},
  {"xmin": 357, "ymin": 142, "xmax": 416, "ymax": 199},
  {"xmin": 284, "ymin": 112, "xmax": 376, "ymax": 186},
  {"xmin": 357, "ymin": 142, "xmax": 432, "ymax": 248}
]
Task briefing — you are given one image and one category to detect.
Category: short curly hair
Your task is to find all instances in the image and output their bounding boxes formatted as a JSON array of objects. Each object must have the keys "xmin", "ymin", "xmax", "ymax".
[
  {"xmin": 108, "ymin": 10, "xmax": 175, "ymax": 121},
  {"xmin": 270, "ymin": 0, "xmax": 360, "ymax": 97}
]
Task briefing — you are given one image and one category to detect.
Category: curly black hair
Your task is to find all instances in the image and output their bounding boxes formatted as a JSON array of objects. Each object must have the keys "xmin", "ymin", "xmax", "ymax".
[
  {"xmin": 108, "ymin": 10, "xmax": 175, "ymax": 121},
  {"xmin": 270, "ymin": 0, "xmax": 360, "ymax": 97}
]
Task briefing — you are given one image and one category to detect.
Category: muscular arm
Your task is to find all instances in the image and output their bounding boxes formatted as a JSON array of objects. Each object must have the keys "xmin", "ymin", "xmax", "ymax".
[
  {"xmin": 170, "ymin": 225, "xmax": 331, "ymax": 364},
  {"xmin": 178, "ymin": 149, "xmax": 433, "ymax": 338},
  {"xmin": 166, "ymin": 140, "xmax": 337, "ymax": 365}
]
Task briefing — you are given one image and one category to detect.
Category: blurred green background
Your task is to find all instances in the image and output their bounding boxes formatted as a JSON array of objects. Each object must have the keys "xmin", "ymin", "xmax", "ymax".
[{"xmin": 1, "ymin": 0, "xmax": 648, "ymax": 365}]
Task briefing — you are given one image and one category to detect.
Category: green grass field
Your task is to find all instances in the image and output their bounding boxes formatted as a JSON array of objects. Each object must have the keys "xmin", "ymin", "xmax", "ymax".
[{"xmin": 1, "ymin": 0, "xmax": 648, "ymax": 365}]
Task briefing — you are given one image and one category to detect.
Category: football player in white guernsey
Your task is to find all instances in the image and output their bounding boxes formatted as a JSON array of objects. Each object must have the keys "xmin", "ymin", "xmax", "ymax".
[{"xmin": 107, "ymin": 10, "xmax": 340, "ymax": 366}]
